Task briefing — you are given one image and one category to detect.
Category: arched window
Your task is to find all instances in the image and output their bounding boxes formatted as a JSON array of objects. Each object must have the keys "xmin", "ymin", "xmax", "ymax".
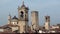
[
  {"xmin": 20, "ymin": 11, "xmax": 24, "ymax": 18},
  {"xmin": 21, "ymin": 11, "xmax": 23, "ymax": 15}
]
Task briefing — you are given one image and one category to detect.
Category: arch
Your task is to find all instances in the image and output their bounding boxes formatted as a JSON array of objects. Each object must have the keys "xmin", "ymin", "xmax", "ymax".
[
  {"xmin": 20, "ymin": 11, "xmax": 24, "ymax": 18},
  {"xmin": 21, "ymin": 11, "xmax": 24, "ymax": 15}
]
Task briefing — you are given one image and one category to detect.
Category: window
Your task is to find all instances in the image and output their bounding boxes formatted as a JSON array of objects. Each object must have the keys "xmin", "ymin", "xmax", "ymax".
[{"xmin": 20, "ymin": 11, "xmax": 24, "ymax": 18}]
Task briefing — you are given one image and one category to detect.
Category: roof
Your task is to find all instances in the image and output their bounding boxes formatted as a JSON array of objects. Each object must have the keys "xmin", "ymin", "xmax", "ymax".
[
  {"xmin": 12, "ymin": 16, "xmax": 18, "ymax": 20},
  {"xmin": 3, "ymin": 24, "xmax": 19, "ymax": 27},
  {"xmin": 0, "ymin": 25, "xmax": 11, "ymax": 29},
  {"xmin": 0, "ymin": 24, "xmax": 19, "ymax": 29},
  {"xmin": 18, "ymin": 1, "xmax": 29, "ymax": 10}
]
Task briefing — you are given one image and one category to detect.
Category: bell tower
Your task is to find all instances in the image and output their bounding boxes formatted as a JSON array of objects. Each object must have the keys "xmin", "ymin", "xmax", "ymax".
[
  {"xmin": 18, "ymin": 1, "xmax": 29, "ymax": 20},
  {"xmin": 18, "ymin": 1, "xmax": 29, "ymax": 33}
]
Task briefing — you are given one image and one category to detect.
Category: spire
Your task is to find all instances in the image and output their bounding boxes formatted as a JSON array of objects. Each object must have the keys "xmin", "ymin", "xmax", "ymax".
[
  {"xmin": 8, "ymin": 13, "xmax": 11, "ymax": 19},
  {"xmin": 8, "ymin": 12, "xmax": 11, "ymax": 16},
  {"xmin": 22, "ymin": 1, "xmax": 24, "ymax": 6},
  {"xmin": 9, "ymin": 13, "xmax": 11, "ymax": 16},
  {"xmin": 21, "ymin": 1, "xmax": 25, "ymax": 7},
  {"xmin": 8, "ymin": 13, "xmax": 11, "ymax": 24},
  {"xmin": 20, "ymin": 1, "xmax": 29, "ymax": 10}
]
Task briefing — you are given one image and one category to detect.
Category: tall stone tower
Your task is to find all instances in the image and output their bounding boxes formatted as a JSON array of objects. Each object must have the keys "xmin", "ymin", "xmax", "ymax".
[
  {"xmin": 45, "ymin": 16, "xmax": 50, "ymax": 30},
  {"xmin": 8, "ymin": 14, "xmax": 11, "ymax": 24},
  {"xmin": 18, "ymin": 1, "xmax": 29, "ymax": 33},
  {"xmin": 31, "ymin": 11, "xmax": 39, "ymax": 31}
]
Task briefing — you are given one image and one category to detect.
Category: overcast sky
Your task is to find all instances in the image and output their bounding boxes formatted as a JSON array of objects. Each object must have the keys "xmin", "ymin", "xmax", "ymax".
[{"xmin": 0, "ymin": 0, "xmax": 60, "ymax": 26}]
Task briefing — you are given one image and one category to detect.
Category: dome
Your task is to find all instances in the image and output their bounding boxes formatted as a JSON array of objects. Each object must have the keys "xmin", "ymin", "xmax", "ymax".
[{"xmin": 12, "ymin": 16, "xmax": 18, "ymax": 20}]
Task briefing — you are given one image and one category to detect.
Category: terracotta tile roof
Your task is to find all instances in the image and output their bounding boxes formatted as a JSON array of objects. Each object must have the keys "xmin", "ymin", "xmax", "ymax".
[
  {"xmin": 3, "ymin": 24, "xmax": 19, "ymax": 27},
  {"xmin": 0, "ymin": 24, "xmax": 19, "ymax": 29}
]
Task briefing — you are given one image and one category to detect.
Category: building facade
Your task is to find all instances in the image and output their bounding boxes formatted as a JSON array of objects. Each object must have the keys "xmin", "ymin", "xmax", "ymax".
[
  {"xmin": 7, "ymin": 1, "xmax": 39, "ymax": 33},
  {"xmin": 0, "ymin": 1, "xmax": 40, "ymax": 33}
]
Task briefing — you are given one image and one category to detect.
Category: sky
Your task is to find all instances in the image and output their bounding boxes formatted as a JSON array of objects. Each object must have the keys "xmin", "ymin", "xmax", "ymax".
[{"xmin": 0, "ymin": 0, "xmax": 60, "ymax": 26}]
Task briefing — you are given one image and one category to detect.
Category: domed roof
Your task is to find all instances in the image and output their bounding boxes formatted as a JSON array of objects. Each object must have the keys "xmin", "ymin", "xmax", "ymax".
[{"xmin": 12, "ymin": 16, "xmax": 18, "ymax": 20}]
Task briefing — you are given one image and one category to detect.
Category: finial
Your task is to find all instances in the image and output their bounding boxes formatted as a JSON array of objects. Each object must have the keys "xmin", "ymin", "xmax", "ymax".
[
  {"xmin": 22, "ymin": 1, "xmax": 24, "ymax": 5},
  {"xmin": 8, "ymin": 12, "xmax": 11, "ymax": 16},
  {"xmin": 21, "ymin": 1, "xmax": 25, "ymax": 7}
]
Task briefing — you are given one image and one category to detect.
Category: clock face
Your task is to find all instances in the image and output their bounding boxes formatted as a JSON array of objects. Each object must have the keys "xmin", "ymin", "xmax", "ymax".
[{"xmin": 20, "ymin": 11, "xmax": 24, "ymax": 18}]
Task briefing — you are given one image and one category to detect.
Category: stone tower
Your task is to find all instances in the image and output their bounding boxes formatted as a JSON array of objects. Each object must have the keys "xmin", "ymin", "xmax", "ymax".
[
  {"xmin": 31, "ymin": 11, "xmax": 39, "ymax": 31},
  {"xmin": 8, "ymin": 14, "xmax": 11, "ymax": 24},
  {"xmin": 45, "ymin": 16, "xmax": 50, "ymax": 30},
  {"xmin": 18, "ymin": 1, "xmax": 29, "ymax": 33}
]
